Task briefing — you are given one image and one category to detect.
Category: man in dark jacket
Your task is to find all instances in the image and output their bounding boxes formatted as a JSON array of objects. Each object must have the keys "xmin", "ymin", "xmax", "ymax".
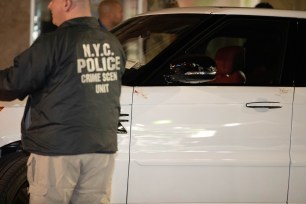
[{"xmin": 0, "ymin": 0, "xmax": 125, "ymax": 203}]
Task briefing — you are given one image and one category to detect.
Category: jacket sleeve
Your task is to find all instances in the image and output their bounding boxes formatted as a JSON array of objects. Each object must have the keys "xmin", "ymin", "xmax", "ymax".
[{"xmin": 0, "ymin": 35, "xmax": 53, "ymax": 101}]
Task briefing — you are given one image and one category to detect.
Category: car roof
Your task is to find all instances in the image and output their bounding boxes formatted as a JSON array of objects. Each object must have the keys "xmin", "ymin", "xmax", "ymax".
[{"xmin": 139, "ymin": 7, "xmax": 306, "ymax": 19}]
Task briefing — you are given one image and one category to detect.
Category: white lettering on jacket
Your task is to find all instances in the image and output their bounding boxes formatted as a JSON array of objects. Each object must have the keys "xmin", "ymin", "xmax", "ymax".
[{"xmin": 77, "ymin": 43, "xmax": 121, "ymax": 94}]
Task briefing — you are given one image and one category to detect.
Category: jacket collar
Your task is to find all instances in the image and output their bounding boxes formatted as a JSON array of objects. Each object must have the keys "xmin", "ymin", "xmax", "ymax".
[{"xmin": 59, "ymin": 17, "xmax": 100, "ymax": 29}]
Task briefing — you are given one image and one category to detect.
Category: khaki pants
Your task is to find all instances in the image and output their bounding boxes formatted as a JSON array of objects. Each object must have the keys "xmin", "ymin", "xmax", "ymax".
[{"xmin": 27, "ymin": 153, "xmax": 116, "ymax": 204}]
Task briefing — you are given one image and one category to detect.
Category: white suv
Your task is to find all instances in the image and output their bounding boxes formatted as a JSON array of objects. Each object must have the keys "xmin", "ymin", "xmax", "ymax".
[{"xmin": 1, "ymin": 7, "xmax": 306, "ymax": 204}]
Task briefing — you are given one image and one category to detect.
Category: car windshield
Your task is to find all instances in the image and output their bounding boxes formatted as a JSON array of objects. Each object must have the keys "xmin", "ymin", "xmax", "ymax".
[{"xmin": 113, "ymin": 14, "xmax": 207, "ymax": 69}]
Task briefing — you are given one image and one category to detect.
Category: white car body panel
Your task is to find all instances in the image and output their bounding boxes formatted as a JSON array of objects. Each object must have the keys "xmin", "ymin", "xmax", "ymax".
[
  {"xmin": 0, "ymin": 100, "xmax": 25, "ymax": 148},
  {"xmin": 142, "ymin": 7, "xmax": 306, "ymax": 19},
  {"xmin": 0, "ymin": 86, "xmax": 295, "ymax": 203},
  {"xmin": 288, "ymin": 87, "xmax": 306, "ymax": 203},
  {"xmin": 127, "ymin": 86, "xmax": 293, "ymax": 203}
]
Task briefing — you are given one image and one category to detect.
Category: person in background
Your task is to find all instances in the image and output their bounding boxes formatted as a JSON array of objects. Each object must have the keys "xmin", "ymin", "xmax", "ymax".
[
  {"xmin": 0, "ymin": 0, "xmax": 125, "ymax": 203},
  {"xmin": 255, "ymin": 2, "xmax": 274, "ymax": 8},
  {"xmin": 98, "ymin": 0, "xmax": 123, "ymax": 30}
]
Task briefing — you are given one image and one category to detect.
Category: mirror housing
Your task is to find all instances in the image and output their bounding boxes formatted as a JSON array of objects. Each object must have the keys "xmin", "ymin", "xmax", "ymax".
[{"xmin": 164, "ymin": 55, "xmax": 217, "ymax": 84}]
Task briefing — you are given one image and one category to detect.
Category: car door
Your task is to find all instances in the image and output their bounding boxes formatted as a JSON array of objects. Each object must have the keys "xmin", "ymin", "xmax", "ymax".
[
  {"xmin": 288, "ymin": 19, "xmax": 306, "ymax": 203},
  {"xmin": 126, "ymin": 16, "xmax": 294, "ymax": 203}
]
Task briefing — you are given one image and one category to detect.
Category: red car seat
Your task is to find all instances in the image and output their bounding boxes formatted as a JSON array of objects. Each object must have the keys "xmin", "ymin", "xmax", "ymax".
[{"xmin": 211, "ymin": 46, "xmax": 246, "ymax": 84}]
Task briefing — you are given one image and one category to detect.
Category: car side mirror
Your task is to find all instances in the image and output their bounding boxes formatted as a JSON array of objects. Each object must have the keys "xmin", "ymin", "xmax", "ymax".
[{"xmin": 164, "ymin": 55, "xmax": 217, "ymax": 84}]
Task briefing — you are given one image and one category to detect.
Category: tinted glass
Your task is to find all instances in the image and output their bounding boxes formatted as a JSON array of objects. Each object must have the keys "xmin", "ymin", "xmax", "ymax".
[
  {"xmin": 117, "ymin": 15, "xmax": 290, "ymax": 86},
  {"xmin": 113, "ymin": 14, "xmax": 208, "ymax": 68},
  {"xmin": 187, "ymin": 17, "xmax": 290, "ymax": 86},
  {"xmin": 295, "ymin": 19, "xmax": 306, "ymax": 86}
]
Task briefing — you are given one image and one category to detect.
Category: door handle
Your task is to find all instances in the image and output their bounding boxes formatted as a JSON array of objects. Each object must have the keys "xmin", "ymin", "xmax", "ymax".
[
  {"xmin": 119, "ymin": 113, "xmax": 129, "ymax": 122},
  {"xmin": 246, "ymin": 102, "xmax": 282, "ymax": 109}
]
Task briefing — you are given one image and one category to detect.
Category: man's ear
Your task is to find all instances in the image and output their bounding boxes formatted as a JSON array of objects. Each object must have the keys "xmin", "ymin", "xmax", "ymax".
[{"xmin": 63, "ymin": 0, "xmax": 73, "ymax": 12}]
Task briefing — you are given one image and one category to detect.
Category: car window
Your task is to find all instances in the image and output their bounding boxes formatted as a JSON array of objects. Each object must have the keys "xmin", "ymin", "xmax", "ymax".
[
  {"xmin": 114, "ymin": 14, "xmax": 208, "ymax": 69},
  {"xmin": 187, "ymin": 17, "xmax": 290, "ymax": 86},
  {"xmin": 117, "ymin": 15, "xmax": 291, "ymax": 87}
]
